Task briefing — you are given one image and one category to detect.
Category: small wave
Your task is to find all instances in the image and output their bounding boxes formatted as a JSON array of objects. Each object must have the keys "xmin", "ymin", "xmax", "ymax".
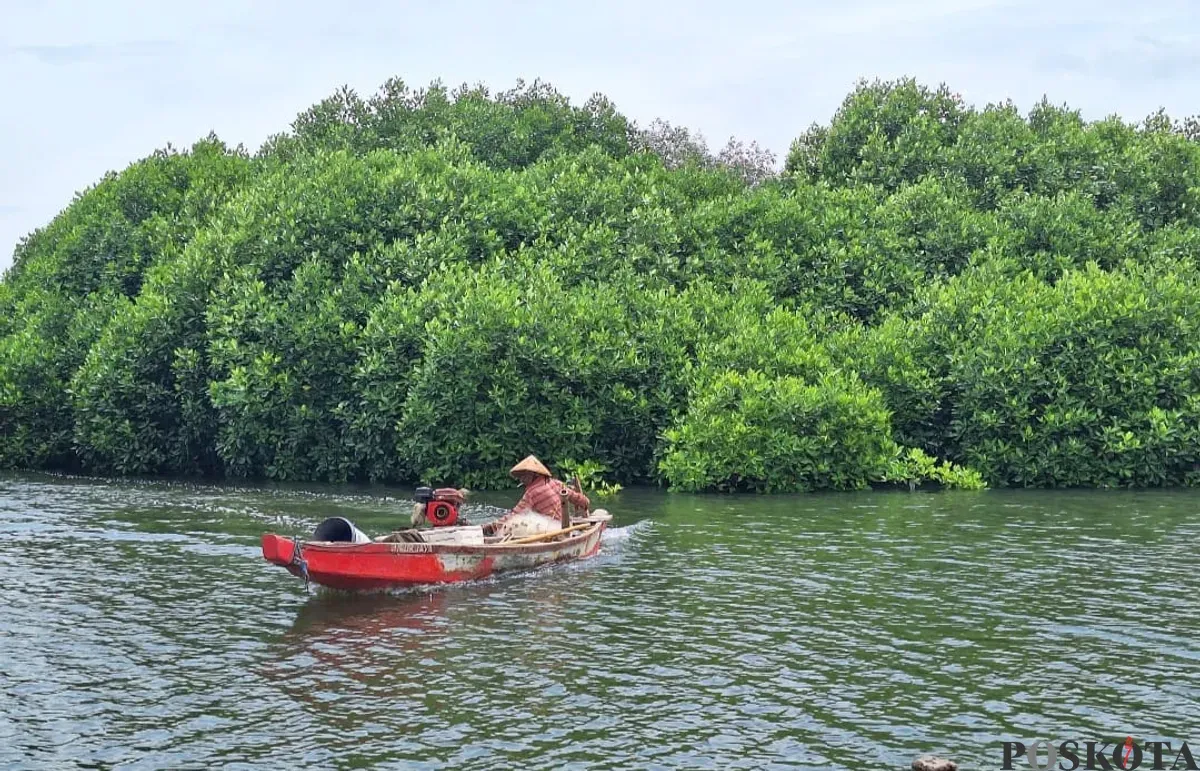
[{"xmin": 601, "ymin": 517, "xmax": 654, "ymax": 545}]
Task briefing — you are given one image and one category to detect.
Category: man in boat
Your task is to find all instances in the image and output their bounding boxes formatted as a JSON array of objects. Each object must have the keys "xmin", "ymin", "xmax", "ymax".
[{"xmin": 481, "ymin": 455, "xmax": 590, "ymax": 539}]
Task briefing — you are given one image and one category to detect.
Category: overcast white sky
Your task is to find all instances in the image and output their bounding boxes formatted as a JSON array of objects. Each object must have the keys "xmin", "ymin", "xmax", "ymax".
[{"xmin": 2, "ymin": 0, "xmax": 1198, "ymax": 273}]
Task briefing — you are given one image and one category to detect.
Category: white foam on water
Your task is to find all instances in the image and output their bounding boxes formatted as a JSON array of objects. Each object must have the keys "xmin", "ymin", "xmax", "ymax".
[{"xmin": 600, "ymin": 517, "xmax": 654, "ymax": 546}]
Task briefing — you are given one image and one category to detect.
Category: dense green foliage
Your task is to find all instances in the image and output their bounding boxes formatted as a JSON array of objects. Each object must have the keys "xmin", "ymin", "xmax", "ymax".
[
  {"xmin": 3, "ymin": 76, "xmax": 1199, "ymax": 492},
  {"xmin": 849, "ymin": 261, "xmax": 1200, "ymax": 487}
]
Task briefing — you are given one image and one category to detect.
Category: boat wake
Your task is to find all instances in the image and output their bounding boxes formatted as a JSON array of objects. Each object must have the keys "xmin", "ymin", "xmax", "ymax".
[{"xmin": 600, "ymin": 517, "xmax": 654, "ymax": 547}]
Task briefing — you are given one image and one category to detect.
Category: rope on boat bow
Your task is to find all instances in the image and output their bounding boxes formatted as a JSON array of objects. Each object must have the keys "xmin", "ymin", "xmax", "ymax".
[{"xmin": 290, "ymin": 535, "xmax": 310, "ymax": 592}]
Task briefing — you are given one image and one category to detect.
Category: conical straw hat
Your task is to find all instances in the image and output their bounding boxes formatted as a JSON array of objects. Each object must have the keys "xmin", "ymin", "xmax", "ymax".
[{"xmin": 510, "ymin": 455, "xmax": 551, "ymax": 479}]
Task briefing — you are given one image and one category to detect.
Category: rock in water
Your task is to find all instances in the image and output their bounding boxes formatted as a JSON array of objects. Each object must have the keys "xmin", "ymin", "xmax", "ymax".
[{"xmin": 912, "ymin": 756, "xmax": 958, "ymax": 771}]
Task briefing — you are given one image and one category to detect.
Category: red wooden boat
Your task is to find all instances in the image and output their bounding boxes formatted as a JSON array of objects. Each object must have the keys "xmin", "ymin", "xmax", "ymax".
[{"xmin": 261, "ymin": 510, "xmax": 611, "ymax": 591}]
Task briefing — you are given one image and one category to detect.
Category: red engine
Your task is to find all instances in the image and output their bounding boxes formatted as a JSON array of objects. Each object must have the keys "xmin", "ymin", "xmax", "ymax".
[{"xmin": 414, "ymin": 486, "xmax": 465, "ymax": 527}]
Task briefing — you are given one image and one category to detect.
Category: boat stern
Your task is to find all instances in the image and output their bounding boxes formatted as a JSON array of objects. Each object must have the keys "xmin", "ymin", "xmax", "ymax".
[{"xmin": 261, "ymin": 533, "xmax": 297, "ymax": 567}]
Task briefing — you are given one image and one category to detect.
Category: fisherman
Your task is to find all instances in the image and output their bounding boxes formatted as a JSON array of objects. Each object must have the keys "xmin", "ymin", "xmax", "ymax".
[{"xmin": 481, "ymin": 455, "xmax": 590, "ymax": 539}]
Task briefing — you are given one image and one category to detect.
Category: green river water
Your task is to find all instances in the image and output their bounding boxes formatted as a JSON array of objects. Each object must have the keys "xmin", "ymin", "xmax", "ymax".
[{"xmin": 1, "ymin": 473, "xmax": 1198, "ymax": 770}]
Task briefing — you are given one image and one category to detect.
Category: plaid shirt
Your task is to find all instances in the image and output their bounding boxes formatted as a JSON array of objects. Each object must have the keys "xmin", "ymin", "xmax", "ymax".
[{"xmin": 512, "ymin": 477, "xmax": 590, "ymax": 519}]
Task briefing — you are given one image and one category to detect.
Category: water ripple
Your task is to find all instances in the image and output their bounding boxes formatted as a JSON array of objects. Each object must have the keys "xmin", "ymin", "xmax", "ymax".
[{"xmin": 1, "ymin": 477, "xmax": 1198, "ymax": 768}]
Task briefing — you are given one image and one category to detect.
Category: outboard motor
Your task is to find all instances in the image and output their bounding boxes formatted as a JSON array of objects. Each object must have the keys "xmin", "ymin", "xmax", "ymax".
[
  {"xmin": 413, "ymin": 487, "xmax": 466, "ymax": 527},
  {"xmin": 312, "ymin": 516, "xmax": 371, "ymax": 543}
]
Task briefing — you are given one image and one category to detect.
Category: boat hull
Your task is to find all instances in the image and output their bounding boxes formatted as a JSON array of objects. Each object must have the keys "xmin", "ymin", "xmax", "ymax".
[{"xmin": 262, "ymin": 516, "xmax": 609, "ymax": 591}]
